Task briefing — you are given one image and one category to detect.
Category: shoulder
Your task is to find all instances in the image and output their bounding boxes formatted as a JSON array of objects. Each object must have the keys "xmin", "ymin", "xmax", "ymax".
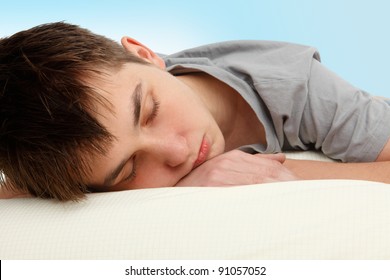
[
  {"xmin": 166, "ymin": 40, "xmax": 319, "ymax": 60},
  {"xmin": 164, "ymin": 40, "xmax": 320, "ymax": 80}
]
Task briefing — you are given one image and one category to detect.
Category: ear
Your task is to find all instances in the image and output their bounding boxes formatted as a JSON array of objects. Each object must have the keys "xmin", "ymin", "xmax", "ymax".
[{"xmin": 121, "ymin": 37, "xmax": 166, "ymax": 69}]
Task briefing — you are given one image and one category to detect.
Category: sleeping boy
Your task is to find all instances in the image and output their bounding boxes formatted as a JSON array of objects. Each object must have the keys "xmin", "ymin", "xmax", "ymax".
[{"xmin": 1, "ymin": 22, "xmax": 389, "ymax": 200}]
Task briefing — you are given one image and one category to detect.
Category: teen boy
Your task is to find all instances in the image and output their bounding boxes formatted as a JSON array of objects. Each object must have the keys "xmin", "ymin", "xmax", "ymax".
[{"xmin": 1, "ymin": 22, "xmax": 389, "ymax": 200}]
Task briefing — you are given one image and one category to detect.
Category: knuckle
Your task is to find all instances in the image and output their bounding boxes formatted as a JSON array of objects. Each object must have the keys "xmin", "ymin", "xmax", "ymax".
[
  {"xmin": 213, "ymin": 155, "xmax": 233, "ymax": 166},
  {"xmin": 206, "ymin": 169, "xmax": 224, "ymax": 185}
]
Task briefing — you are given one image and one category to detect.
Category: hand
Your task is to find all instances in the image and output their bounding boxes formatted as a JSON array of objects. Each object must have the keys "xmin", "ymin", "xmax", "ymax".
[{"xmin": 175, "ymin": 150, "xmax": 300, "ymax": 187}]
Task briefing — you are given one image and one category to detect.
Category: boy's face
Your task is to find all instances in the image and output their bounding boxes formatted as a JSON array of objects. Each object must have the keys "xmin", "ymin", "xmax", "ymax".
[{"xmin": 86, "ymin": 61, "xmax": 225, "ymax": 191}]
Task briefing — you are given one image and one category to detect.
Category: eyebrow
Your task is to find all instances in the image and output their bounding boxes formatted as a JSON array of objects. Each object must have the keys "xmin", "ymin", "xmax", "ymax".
[
  {"xmin": 133, "ymin": 82, "xmax": 142, "ymax": 127},
  {"xmin": 102, "ymin": 82, "xmax": 142, "ymax": 187}
]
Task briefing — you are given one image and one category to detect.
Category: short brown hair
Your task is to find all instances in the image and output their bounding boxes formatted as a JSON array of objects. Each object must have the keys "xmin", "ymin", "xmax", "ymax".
[{"xmin": 0, "ymin": 22, "xmax": 146, "ymax": 201}]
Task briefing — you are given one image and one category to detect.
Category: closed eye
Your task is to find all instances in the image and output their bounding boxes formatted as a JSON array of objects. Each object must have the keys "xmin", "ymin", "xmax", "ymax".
[
  {"xmin": 123, "ymin": 155, "xmax": 137, "ymax": 183},
  {"xmin": 147, "ymin": 97, "xmax": 160, "ymax": 124}
]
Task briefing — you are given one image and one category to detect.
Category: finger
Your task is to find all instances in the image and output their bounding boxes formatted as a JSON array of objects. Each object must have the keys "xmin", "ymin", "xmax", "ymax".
[{"xmin": 254, "ymin": 153, "xmax": 286, "ymax": 163}]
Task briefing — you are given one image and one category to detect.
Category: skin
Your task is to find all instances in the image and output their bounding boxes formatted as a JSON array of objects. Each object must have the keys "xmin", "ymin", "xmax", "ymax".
[
  {"xmin": 86, "ymin": 38, "xmax": 298, "ymax": 191},
  {"xmin": 86, "ymin": 37, "xmax": 390, "ymax": 191},
  {"xmin": 1, "ymin": 37, "xmax": 389, "ymax": 198}
]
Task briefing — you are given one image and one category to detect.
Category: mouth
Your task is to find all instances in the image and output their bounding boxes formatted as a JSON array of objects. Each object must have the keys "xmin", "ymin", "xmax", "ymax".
[{"xmin": 193, "ymin": 136, "xmax": 210, "ymax": 169}]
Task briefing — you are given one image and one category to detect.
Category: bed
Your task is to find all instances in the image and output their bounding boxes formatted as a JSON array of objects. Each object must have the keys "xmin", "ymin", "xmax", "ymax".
[{"xmin": 1, "ymin": 151, "xmax": 389, "ymax": 259}]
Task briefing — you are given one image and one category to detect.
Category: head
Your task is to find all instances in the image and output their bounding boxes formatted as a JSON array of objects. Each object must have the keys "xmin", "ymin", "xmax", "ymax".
[
  {"xmin": 0, "ymin": 22, "xmax": 225, "ymax": 201},
  {"xmin": 0, "ymin": 22, "xmax": 147, "ymax": 200}
]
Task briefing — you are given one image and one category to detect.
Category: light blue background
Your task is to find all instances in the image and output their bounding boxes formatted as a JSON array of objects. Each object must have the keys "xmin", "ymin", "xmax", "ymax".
[{"xmin": 1, "ymin": 0, "xmax": 389, "ymax": 97}]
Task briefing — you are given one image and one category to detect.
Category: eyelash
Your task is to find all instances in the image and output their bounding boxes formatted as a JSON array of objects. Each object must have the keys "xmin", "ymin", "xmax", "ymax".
[
  {"xmin": 147, "ymin": 98, "xmax": 160, "ymax": 124},
  {"xmin": 123, "ymin": 156, "xmax": 137, "ymax": 182}
]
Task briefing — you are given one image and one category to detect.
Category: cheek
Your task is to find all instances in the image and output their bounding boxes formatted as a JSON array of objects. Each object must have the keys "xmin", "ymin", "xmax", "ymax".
[
  {"xmin": 132, "ymin": 164, "xmax": 183, "ymax": 188},
  {"xmin": 166, "ymin": 94, "xmax": 208, "ymax": 122}
]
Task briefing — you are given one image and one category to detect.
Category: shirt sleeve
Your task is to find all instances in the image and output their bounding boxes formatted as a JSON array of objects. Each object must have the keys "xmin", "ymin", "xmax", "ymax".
[
  {"xmin": 253, "ymin": 52, "xmax": 389, "ymax": 162},
  {"xmin": 299, "ymin": 59, "xmax": 390, "ymax": 162}
]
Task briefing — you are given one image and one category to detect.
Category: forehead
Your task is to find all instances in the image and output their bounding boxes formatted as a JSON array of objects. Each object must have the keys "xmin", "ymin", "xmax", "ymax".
[
  {"xmin": 89, "ymin": 64, "xmax": 137, "ymax": 92},
  {"xmin": 83, "ymin": 64, "xmax": 138, "ymax": 115}
]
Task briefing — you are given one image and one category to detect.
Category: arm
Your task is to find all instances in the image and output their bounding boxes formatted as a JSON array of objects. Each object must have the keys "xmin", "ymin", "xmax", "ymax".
[
  {"xmin": 279, "ymin": 59, "xmax": 390, "ymax": 182},
  {"xmin": 284, "ymin": 140, "xmax": 390, "ymax": 183}
]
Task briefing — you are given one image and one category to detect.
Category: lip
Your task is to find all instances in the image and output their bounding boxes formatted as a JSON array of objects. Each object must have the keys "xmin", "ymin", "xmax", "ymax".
[{"xmin": 193, "ymin": 136, "xmax": 210, "ymax": 168}]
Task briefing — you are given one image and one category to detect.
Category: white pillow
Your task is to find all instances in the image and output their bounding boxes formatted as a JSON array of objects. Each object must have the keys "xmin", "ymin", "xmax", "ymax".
[{"xmin": 1, "ymin": 178, "xmax": 389, "ymax": 259}]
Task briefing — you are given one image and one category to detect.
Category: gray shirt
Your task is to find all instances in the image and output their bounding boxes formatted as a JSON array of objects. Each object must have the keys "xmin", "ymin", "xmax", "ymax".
[{"xmin": 163, "ymin": 40, "xmax": 390, "ymax": 162}]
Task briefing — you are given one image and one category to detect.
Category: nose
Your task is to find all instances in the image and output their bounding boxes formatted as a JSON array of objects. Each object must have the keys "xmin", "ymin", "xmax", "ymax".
[{"xmin": 144, "ymin": 133, "xmax": 190, "ymax": 167}]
